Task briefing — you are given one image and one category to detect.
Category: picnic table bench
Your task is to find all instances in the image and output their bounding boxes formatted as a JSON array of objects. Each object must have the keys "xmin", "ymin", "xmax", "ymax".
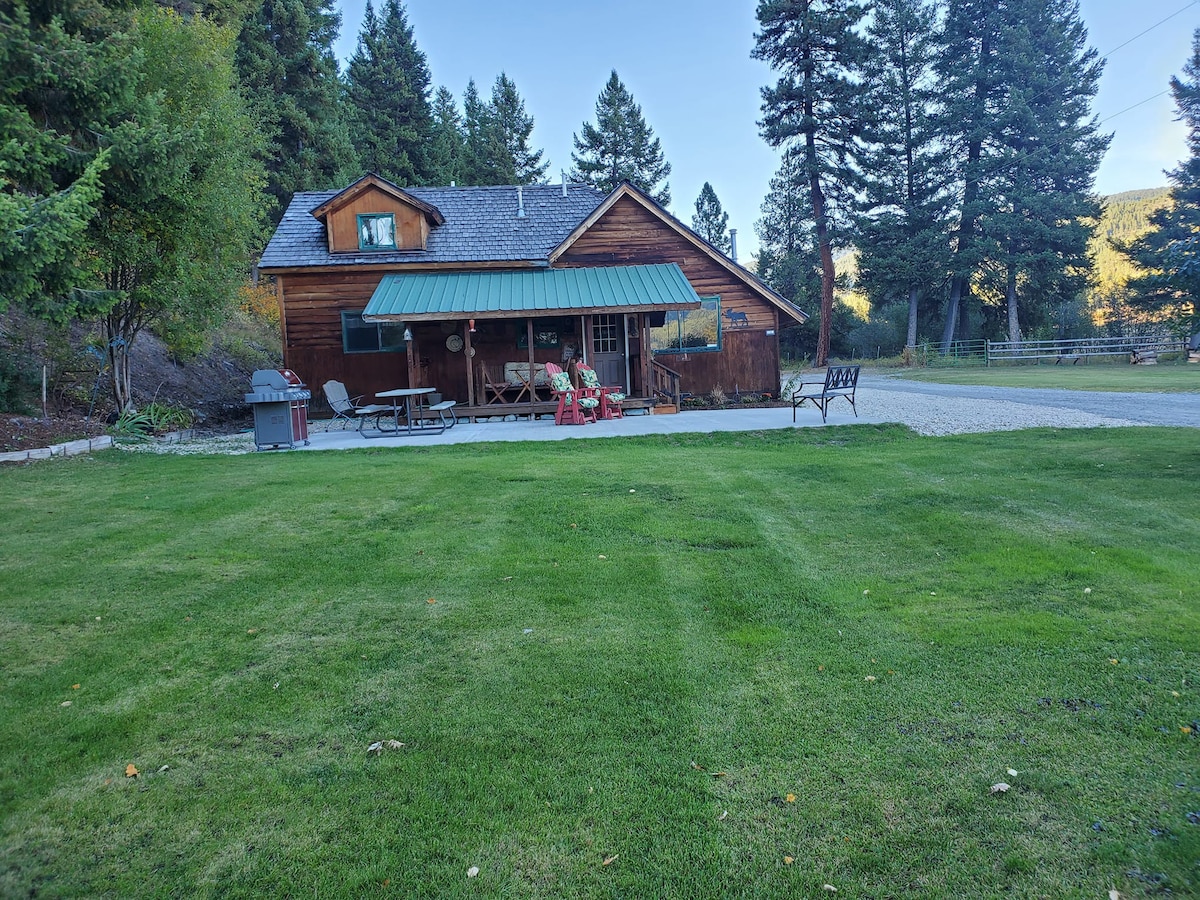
[{"xmin": 791, "ymin": 365, "xmax": 860, "ymax": 423}]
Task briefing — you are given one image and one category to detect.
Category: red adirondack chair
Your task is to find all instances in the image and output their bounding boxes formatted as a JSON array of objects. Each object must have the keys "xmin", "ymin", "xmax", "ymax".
[
  {"xmin": 545, "ymin": 362, "xmax": 599, "ymax": 425},
  {"xmin": 576, "ymin": 363, "xmax": 626, "ymax": 419}
]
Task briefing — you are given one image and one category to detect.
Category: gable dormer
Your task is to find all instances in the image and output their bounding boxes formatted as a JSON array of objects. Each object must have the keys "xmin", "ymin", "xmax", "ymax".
[{"xmin": 311, "ymin": 173, "xmax": 445, "ymax": 254}]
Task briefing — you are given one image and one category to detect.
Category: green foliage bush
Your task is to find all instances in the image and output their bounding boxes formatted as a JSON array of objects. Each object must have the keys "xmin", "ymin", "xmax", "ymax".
[{"xmin": 110, "ymin": 402, "xmax": 194, "ymax": 438}]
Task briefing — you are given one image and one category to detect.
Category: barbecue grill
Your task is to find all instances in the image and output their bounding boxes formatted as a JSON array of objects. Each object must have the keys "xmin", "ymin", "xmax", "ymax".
[{"xmin": 246, "ymin": 369, "xmax": 310, "ymax": 450}]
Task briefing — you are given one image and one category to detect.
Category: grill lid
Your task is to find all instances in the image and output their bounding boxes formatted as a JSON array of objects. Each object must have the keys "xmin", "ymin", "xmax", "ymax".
[{"xmin": 251, "ymin": 369, "xmax": 305, "ymax": 391}]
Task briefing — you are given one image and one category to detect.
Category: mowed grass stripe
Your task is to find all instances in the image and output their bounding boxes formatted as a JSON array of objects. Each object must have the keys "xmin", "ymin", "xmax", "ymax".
[{"xmin": 0, "ymin": 426, "xmax": 1197, "ymax": 898}]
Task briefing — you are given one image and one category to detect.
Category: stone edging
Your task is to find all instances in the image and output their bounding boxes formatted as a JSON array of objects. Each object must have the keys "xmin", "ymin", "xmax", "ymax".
[{"xmin": 0, "ymin": 435, "xmax": 115, "ymax": 464}]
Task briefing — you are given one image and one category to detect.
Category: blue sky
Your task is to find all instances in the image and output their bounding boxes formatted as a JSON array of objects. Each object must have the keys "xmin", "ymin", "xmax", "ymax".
[{"xmin": 333, "ymin": 0, "xmax": 1198, "ymax": 257}]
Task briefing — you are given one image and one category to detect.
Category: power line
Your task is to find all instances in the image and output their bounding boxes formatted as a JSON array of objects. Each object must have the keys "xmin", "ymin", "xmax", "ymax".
[{"xmin": 1100, "ymin": 1, "xmax": 1198, "ymax": 60}]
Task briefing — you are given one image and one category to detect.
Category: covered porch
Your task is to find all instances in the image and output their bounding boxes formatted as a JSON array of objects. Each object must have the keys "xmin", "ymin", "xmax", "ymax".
[{"xmin": 361, "ymin": 264, "xmax": 699, "ymax": 422}]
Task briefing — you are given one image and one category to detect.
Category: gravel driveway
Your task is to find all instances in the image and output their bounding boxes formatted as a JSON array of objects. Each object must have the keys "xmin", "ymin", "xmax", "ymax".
[{"xmin": 840, "ymin": 372, "xmax": 1199, "ymax": 436}]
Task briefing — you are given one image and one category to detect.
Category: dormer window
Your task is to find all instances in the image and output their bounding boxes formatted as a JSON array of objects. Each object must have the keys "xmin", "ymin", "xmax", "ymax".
[{"xmin": 358, "ymin": 213, "xmax": 397, "ymax": 251}]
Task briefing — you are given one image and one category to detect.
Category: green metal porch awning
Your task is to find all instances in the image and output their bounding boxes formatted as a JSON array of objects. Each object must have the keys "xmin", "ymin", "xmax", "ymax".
[{"xmin": 362, "ymin": 263, "xmax": 702, "ymax": 322}]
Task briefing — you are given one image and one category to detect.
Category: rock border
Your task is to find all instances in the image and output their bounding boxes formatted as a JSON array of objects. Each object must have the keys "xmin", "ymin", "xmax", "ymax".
[{"xmin": 0, "ymin": 435, "xmax": 114, "ymax": 464}]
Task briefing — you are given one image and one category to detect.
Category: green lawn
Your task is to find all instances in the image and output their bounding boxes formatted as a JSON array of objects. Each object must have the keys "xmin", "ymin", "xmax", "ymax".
[
  {"xmin": 897, "ymin": 363, "xmax": 1200, "ymax": 392},
  {"xmin": 1, "ymin": 427, "xmax": 1198, "ymax": 898}
]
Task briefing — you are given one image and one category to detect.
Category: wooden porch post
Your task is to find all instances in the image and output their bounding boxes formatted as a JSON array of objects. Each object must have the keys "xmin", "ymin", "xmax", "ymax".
[
  {"xmin": 640, "ymin": 313, "xmax": 652, "ymax": 400},
  {"xmin": 526, "ymin": 318, "xmax": 536, "ymax": 417},
  {"xmin": 405, "ymin": 330, "xmax": 417, "ymax": 388},
  {"xmin": 464, "ymin": 320, "xmax": 475, "ymax": 408}
]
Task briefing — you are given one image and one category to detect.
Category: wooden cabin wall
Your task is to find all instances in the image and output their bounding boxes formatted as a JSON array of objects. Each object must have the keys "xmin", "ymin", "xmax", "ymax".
[
  {"xmin": 556, "ymin": 196, "xmax": 783, "ymax": 394},
  {"xmin": 279, "ymin": 273, "xmax": 587, "ymax": 407},
  {"xmin": 325, "ymin": 192, "xmax": 429, "ymax": 252}
]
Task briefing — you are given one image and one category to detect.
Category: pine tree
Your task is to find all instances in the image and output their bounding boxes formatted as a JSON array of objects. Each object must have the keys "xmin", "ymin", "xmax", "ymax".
[
  {"xmin": 0, "ymin": 0, "xmax": 124, "ymax": 318},
  {"xmin": 344, "ymin": 0, "xmax": 433, "ymax": 185},
  {"xmin": 427, "ymin": 86, "xmax": 465, "ymax": 185},
  {"xmin": 570, "ymin": 70, "xmax": 671, "ymax": 205},
  {"xmin": 235, "ymin": 0, "xmax": 358, "ymax": 223},
  {"xmin": 488, "ymin": 73, "xmax": 549, "ymax": 185},
  {"xmin": 691, "ymin": 182, "xmax": 731, "ymax": 254},
  {"xmin": 935, "ymin": 0, "xmax": 1009, "ymax": 347},
  {"xmin": 460, "ymin": 78, "xmax": 493, "ymax": 185},
  {"xmin": 754, "ymin": 0, "xmax": 870, "ymax": 366},
  {"xmin": 854, "ymin": 0, "xmax": 951, "ymax": 348},
  {"xmin": 1124, "ymin": 28, "xmax": 1200, "ymax": 335},
  {"xmin": 981, "ymin": 0, "xmax": 1107, "ymax": 343}
]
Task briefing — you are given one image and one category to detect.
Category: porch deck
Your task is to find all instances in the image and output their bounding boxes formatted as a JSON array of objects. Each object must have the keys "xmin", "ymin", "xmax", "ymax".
[{"xmin": 458, "ymin": 396, "xmax": 655, "ymax": 421}]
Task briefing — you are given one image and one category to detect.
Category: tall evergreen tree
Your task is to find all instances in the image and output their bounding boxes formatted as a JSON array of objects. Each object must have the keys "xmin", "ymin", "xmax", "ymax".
[
  {"xmin": 935, "ymin": 0, "xmax": 1008, "ymax": 347},
  {"xmin": 756, "ymin": 150, "xmax": 821, "ymax": 309},
  {"xmin": 0, "ymin": 0, "xmax": 121, "ymax": 317},
  {"xmin": 981, "ymin": 0, "xmax": 1107, "ymax": 343},
  {"xmin": 570, "ymin": 70, "xmax": 671, "ymax": 205},
  {"xmin": 488, "ymin": 73, "xmax": 549, "ymax": 185},
  {"xmin": 754, "ymin": 0, "xmax": 870, "ymax": 366},
  {"xmin": 854, "ymin": 0, "xmax": 951, "ymax": 348},
  {"xmin": 427, "ymin": 86, "xmax": 466, "ymax": 185},
  {"xmin": 692, "ymin": 182, "xmax": 731, "ymax": 253},
  {"xmin": 344, "ymin": 0, "xmax": 432, "ymax": 185},
  {"xmin": 235, "ymin": 0, "xmax": 357, "ymax": 223},
  {"xmin": 1123, "ymin": 28, "xmax": 1200, "ymax": 336},
  {"xmin": 460, "ymin": 78, "xmax": 492, "ymax": 185}
]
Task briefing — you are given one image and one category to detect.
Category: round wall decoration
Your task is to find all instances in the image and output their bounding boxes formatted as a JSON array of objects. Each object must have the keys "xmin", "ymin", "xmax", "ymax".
[{"xmin": 445, "ymin": 334, "xmax": 464, "ymax": 352}]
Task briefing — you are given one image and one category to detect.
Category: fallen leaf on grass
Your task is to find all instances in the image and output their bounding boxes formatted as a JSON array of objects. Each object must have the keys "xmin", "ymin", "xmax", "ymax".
[
  {"xmin": 786, "ymin": 793, "xmax": 796, "ymax": 803},
  {"xmin": 368, "ymin": 741, "xmax": 384, "ymax": 755},
  {"xmin": 246, "ymin": 628, "xmax": 258, "ymax": 634},
  {"xmin": 158, "ymin": 765, "xmax": 169, "ymax": 773},
  {"xmin": 598, "ymin": 555, "xmax": 607, "ymax": 560},
  {"xmin": 467, "ymin": 866, "xmax": 479, "ymax": 878},
  {"xmin": 1006, "ymin": 768, "xmax": 1019, "ymax": 777},
  {"xmin": 710, "ymin": 771, "xmax": 727, "ymax": 777},
  {"xmin": 1109, "ymin": 658, "xmax": 1119, "ymax": 665},
  {"xmin": 818, "ymin": 665, "xmax": 825, "ymax": 672},
  {"xmin": 60, "ymin": 701, "xmax": 72, "ymax": 707},
  {"xmin": 690, "ymin": 761, "xmax": 705, "ymax": 771},
  {"xmin": 783, "ymin": 856, "xmax": 794, "ymax": 866},
  {"xmin": 718, "ymin": 810, "xmax": 728, "ymax": 821},
  {"xmin": 72, "ymin": 684, "xmax": 80, "ymax": 690},
  {"xmin": 864, "ymin": 675, "xmax": 876, "ymax": 682},
  {"xmin": 427, "ymin": 598, "xmax": 436, "ymax": 604},
  {"xmin": 1183, "ymin": 726, "xmax": 1193, "ymax": 734},
  {"xmin": 990, "ymin": 782, "xmax": 1010, "ymax": 794},
  {"xmin": 602, "ymin": 854, "xmax": 619, "ymax": 866},
  {"xmin": 385, "ymin": 740, "xmax": 406, "ymax": 750},
  {"xmin": 1109, "ymin": 891, "xmax": 1120, "ymax": 900},
  {"xmin": 125, "ymin": 764, "xmax": 138, "ymax": 778},
  {"xmin": 502, "ymin": 576, "xmax": 513, "ymax": 581},
  {"xmin": 823, "ymin": 885, "xmax": 838, "ymax": 893}
]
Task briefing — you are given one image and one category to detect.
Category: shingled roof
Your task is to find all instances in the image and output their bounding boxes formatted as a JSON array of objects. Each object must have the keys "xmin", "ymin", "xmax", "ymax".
[{"xmin": 259, "ymin": 183, "xmax": 607, "ymax": 270}]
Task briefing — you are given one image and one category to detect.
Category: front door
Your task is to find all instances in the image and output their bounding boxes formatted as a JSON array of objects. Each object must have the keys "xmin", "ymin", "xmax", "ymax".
[{"xmin": 591, "ymin": 314, "xmax": 626, "ymax": 389}]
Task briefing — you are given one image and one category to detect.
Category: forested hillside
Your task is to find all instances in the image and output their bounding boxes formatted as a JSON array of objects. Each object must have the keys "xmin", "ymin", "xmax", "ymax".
[{"xmin": 1089, "ymin": 187, "xmax": 1171, "ymax": 323}]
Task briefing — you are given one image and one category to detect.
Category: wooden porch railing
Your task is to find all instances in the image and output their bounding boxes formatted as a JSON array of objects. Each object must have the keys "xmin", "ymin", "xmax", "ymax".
[{"xmin": 651, "ymin": 359, "xmax": 682, "ymax": 407}]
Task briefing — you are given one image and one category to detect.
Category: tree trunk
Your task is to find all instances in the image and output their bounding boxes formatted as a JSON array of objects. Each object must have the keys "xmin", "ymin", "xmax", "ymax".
[
  {"xmin": 906, "ymin": 286, "xmax": 919, "ymax": 348},
  {"xmin": 806, "ymin": 114, "xmax": 835, "ymax": 367},
  {"xmin": 941, "ymin": 276, "xmax": 962, "ymax": 349},
  {"xmin": 1006, "ymin": 265, "xmax": 1020, "ymax": 344}
]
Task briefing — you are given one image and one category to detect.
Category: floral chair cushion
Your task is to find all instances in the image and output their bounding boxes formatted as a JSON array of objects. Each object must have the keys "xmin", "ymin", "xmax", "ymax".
[
  {"xmin": 549, "ymin": 370, "xmax": 599, "ymax": 407},
  {"xmin": 578, "ymin": 367, "xmax": 626, "ymax": 402}
]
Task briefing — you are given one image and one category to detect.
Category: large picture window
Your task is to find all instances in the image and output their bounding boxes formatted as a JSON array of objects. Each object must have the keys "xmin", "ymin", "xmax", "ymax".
[
  {"xmin": 341, "ymin": 311, "xmax": 407, "ymax": 353},
  {"xmin": 357, "ymin": 213, "xmax": 397, "ymax": 251},
  {"xmin": 651, "ymin": 296, "xmax": 721, "ymax": 354}
]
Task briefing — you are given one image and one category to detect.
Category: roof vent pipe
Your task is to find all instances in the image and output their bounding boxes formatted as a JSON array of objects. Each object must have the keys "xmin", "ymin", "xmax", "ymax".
[
  {"xmin": 729, "ymin": 228, "xmax": 738, "ymax": 264},
  {"xmin": 517, "ymin": 185, "xmax": 526, "ymax": 218},
  {"xmin": 562, "ymin": 170, "xmax": 567, "ymax": 197}
]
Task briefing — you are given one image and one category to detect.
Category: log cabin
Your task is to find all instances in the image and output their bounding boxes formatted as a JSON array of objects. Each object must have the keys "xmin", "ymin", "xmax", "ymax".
[{"xmin": 258, "ymin": 174, "xmax": 807, "ymax": 420}]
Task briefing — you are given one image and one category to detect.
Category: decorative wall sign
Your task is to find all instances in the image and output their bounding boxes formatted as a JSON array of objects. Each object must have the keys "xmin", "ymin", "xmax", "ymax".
[{"xmin": 445, "ymin": 334, "xmax": 464, "ymax": 352}]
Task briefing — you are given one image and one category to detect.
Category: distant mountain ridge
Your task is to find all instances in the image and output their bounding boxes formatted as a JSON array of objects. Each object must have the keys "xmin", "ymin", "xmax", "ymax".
[{"xmin": 1090, "ymin": 186, "xmax": 1172, "ymax": 308}]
